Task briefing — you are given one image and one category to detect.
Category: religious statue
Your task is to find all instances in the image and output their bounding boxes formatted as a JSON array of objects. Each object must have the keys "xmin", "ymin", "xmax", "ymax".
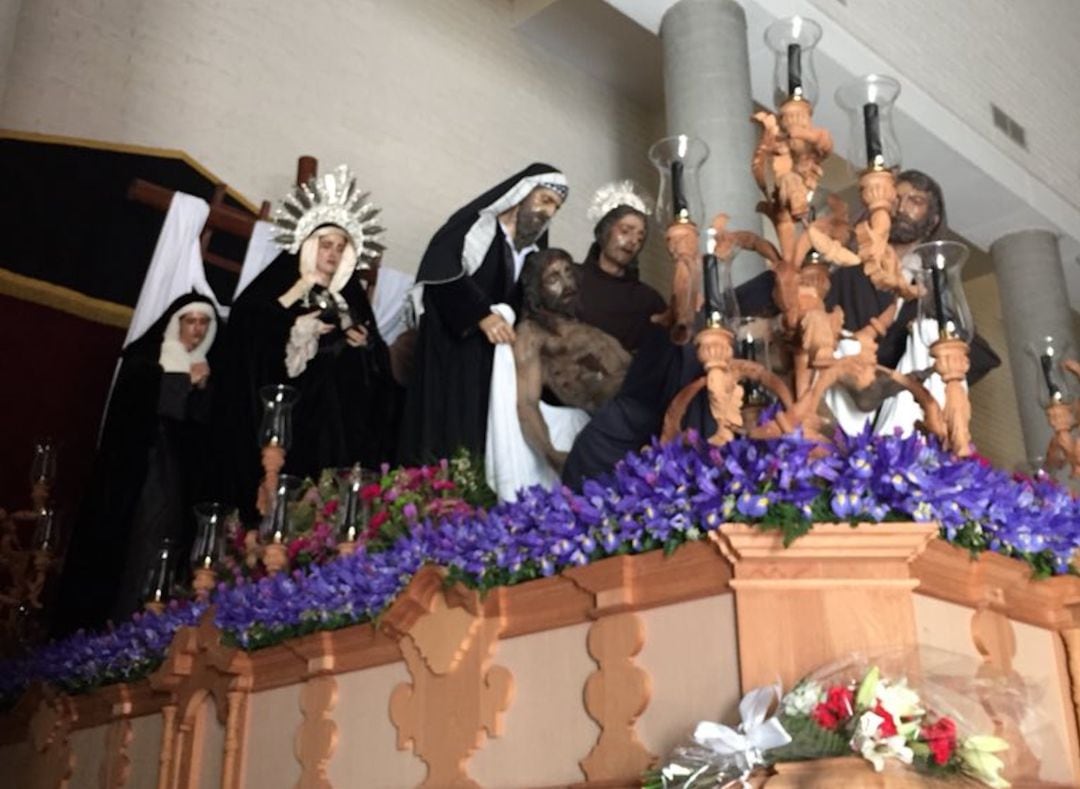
[{"xmin": 399, "ymin": 163, "xmax": 568, "ymax": 464}]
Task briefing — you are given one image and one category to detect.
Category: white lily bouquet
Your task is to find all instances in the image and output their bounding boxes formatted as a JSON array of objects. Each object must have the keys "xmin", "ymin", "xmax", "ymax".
[{"xmin": 645, "ymin": 657, "xmax": 1013, "ymax": 788}]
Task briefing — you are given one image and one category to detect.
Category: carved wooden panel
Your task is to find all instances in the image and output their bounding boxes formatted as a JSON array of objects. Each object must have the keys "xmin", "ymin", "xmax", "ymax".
[
  {"xmin": 26, "ymin": 694, "xmax": 77, "ymax": 789},
  {"xmin": 294, "ymin": 676, "xmax": 337, "ymax": 789},
  {"xmin": 98, "ymin": 718, "xmax": 132, "ymax": 789},
  {"xmin": 579, "ymin": 612, "xmax": 654, "ymax": 781},
  {"xmin": 151, "ymin": 611, "xmax": 253, "ymax": 789},
  {"xmin": 388, "ymin": 582, "xmax": 512, "ymax": 788}
]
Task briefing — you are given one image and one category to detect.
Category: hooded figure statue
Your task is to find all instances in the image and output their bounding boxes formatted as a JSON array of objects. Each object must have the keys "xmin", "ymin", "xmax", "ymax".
[
  {"xmin": 212, "ymin": 221, "xmax": 397, "ymax": 523},
  {"xmin": 55, "ymin": 292, "xmax": 219, "ymax": 632},
  {"xmin": 398, "ymin": 162, "xmax": 568, "ymax": 464}
]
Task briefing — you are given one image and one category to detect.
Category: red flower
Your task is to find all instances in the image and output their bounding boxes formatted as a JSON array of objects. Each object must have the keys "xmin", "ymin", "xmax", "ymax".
[
  {"xmin": 811, "ymin": 685, "xmax": 854, "ymax": 731},
  {"xmin": 921, "ymin": 717, "xmax": 957, "ymax": 765},
  {"xmin": 432, "ymin": 479, "xmax": 456, "ymax": 492},
  {"xmin": 872, "ymin": 703, "xmax": 898, "ymax": 737},
  {"xmin": 360, "ymin": 483, "xmax": 383, "ymax": 501},
  {"xmin": 286, "ymin": 537, "xmax": 307, "ymax": 562},
  {"xmin": 322, "ymin": 499, "xmax": 339, "ymax": 517},
  {"xmin": 366, "ymin": 510, "xmax": 390, "ymax": 538}
]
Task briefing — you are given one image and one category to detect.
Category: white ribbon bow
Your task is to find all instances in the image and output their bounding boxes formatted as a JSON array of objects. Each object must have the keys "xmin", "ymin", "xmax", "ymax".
[{"xmin": 693, "ymin": 684, "xmax": 792, "ymax": 786}]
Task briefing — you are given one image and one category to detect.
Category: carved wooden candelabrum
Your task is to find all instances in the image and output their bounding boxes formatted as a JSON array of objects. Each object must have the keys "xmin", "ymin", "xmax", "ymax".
[
  {"xmin": 658, "ymin": 27, "xmax": 967, "ymax": 455},
  {"xmin": 0, "ymin": 441, "xmax": 62, "ymax": 648}
]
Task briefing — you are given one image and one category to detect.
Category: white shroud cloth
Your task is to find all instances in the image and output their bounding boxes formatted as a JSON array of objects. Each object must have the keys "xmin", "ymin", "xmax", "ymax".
[
  {"xmin": 825, "ymin": 315, "xmax": 956, "ymax": 437},
  {"xmin": 484, "ymin": 305, "xmax": 590, "ymax": 501},
  {"xmin": 371, "ymin": 266, "xmax": 413, "ymax": 345},
  {"xmin": 123, "ymin": 192, "xmax": 218, "ymax": 347},
  {"xmin": 232, "ymin": 219, "xmax": 282, "ymax": 302}
]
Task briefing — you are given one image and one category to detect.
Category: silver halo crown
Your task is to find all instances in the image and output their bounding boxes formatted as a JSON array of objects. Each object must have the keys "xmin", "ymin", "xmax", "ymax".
[
  {"xmin": 586, "ymin": 180, "xmax": 653, "ymax": 224},
  {"xmin": 271, "ymin": 164, "xmax": 386, "ymax": 263}
]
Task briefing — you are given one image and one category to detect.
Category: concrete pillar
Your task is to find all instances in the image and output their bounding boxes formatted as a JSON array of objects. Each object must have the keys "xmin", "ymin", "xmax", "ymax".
[
  {"xmin": 990, "ymin": 229, "xmax": 1079, "ymax": 465},
  {"xmin": 660, "ymin": 0, "xmax": 763, "ymax": 284}
]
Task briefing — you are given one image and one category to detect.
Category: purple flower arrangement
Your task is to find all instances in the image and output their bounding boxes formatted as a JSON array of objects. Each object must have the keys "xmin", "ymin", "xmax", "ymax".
[
  {"xmin": 3, "ymin": 428, "xmax": 1077, "ymax": 707},
  {"xmin": 0, "ymin": 600, "xmax": 207, "ymax": 704}
]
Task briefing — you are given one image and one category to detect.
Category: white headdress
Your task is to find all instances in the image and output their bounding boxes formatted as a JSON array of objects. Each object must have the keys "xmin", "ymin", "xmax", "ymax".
[
  {"xmin": 271, "ymin": 164, "xmax": 385, "ymax": 267},
  {"xmin": 587, "ymin": 180, "xmax": 653, "ymax": 224}
]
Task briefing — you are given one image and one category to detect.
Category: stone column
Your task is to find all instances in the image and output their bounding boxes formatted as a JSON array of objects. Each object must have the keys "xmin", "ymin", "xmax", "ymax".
[
  {"xmin": 660, "ymin": 0, "xmax": 762, "ymax": 284},
  {"xmin": 990, "ymin": 229, "xmax": 1079, "ymax": 465}
]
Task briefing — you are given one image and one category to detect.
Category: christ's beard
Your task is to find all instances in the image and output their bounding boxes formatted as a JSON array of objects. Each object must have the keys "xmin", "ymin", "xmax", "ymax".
[{"xmin": 540, "ymin": 291, "xmax": 577, "ymax": 317}]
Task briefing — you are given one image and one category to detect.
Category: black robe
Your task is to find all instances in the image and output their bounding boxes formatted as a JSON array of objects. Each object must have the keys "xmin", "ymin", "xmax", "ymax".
[
  {"xmin": 54, "ymin": 293, "xmax": 218, "ymax": 633},
  {"xmin": 213, "ymin": 252, "xmax": 398, "ymax": 523},
  {"xmin": 576, "ymin": 254, "xmax": 667, "ymax": 353},
  {"xmin": 562, "ymin": 323, "xmax": 712, "ymax": 489},
  {"xmin": 737, "ymin": 267, "xmax": 1000, "ymax": 382},
  {"xmin": 398, "ymin": 163, "xmax": 562, "ymax": 464}
]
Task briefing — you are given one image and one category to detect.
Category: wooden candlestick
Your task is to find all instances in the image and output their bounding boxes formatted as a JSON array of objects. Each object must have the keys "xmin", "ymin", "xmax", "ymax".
[
  {"xmin": 257, "ymin": 445, "xmax": 286, "ymax": 517},
  {"xmin": 696, "ymin": 326, "xmax": 743, "ymax": 445},
  {"xmin": 263, "ymin": 542, "xmax": 288, "ymax": 576},
  {"xmin": 192, "ymin": 567, "xmax": 217, "ymax": 599},
  {"xmin": 30, "ymin": 481, "xmax": 49, "ymax": 515},
  {"xmin": 337, "ymin": 540, "xmax": 358, "ymax": 558},
  {"xmin": 1044, "ymin": 401, "xmax": 1080, "ymax": 478},
  {"xmin": 144, "ymin": 600, "xmax": 165, "ymax": 615},
  {"xmin": 661, "ymin": 220, "xmax": 701, "ymax": 346}
]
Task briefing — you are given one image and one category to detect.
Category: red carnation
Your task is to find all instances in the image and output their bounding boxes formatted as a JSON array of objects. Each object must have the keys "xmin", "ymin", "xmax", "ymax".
[
  {"xmin": 360, "ymin": 483, "xmax": 383, "ymax": 501},
  {"xmin": 811, "ymin": 685, "xmax": 854, "ymax": 731},
  {"xmin": 921, "ymin": 717, "xmax": 957, "ymax": 765},
  {"xmin": 872, "ymin": 703, "xmax": 898, "ymax": 737}
]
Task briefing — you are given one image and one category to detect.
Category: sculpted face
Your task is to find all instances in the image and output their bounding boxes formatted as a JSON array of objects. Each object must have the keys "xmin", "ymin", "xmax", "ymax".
[
  {"xmin": 890, "ymin": 180, "xmax": 937, "ymax": 244},
  {"xmin": 600, "ymin": 213, "xmax": 647, "ymax": 270},
  {"xmin": 539, "ymin": 256, "xmax": 578, "ymax": 314},
  {"xmin": 315, "ymin": 230, "xmax": 349, "ymax": 282},
  {"xmin": 515, "ymin": 187, "xmax": 565, "ymax": 248},
  {"xmin": 178, "ymin": 311, "xmax": 211, "ymax": 351}
]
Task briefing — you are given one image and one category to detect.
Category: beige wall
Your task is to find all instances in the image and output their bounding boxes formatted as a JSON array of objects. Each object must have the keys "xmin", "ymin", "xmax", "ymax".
[
  {"xmin": 809, "ymin": 0, "xmax": 1080, "ymax": 215},
  {"xmin": 0, "ymin": 0, "xmax": 665, "ymax": 285}
]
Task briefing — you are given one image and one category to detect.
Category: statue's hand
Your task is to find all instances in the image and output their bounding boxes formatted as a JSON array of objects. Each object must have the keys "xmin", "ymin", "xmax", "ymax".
[{"xmin": 479, "ymin": 312, "xmax": 516, "ymax": 345}]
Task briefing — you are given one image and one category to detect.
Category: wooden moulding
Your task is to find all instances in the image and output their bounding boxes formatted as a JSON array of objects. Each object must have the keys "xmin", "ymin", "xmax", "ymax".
[
  {"xmin": 711, "ymin": 522, "xmax": 938, "ymax": 691},
  {"xmin": 912, "ymin": 540, "xmax": 1080, "ymax": 631}
]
